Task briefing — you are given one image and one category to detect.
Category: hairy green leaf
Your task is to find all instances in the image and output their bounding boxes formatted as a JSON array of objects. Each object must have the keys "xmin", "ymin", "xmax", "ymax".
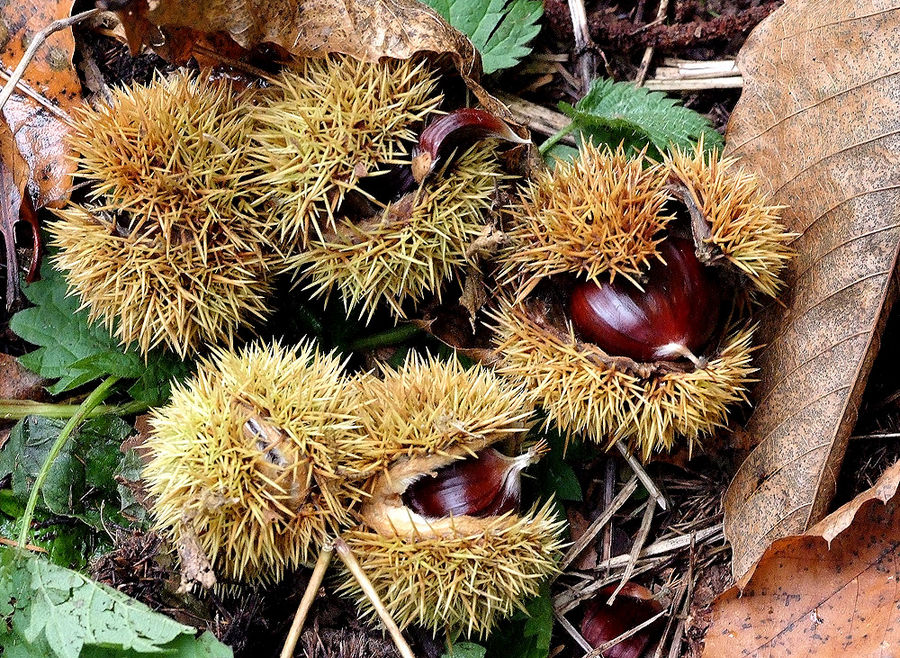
[
  {"xmin": 10, "ymin": 260, "xmax": 188, "ymax": 403},
  {"xmin": 421, "ymin": 0, "xmax": 542, "ymax": 73},
  {"xmin": 0, "ymin": 550, "xmax": 232, "ymax": 658},
  {"xmin": 547, "ymin": 77, "xmax": 723, "ymax": 158},
  {"xmin": 441, "ymin": 641, "xmax": 486, "ymax": 658},
  {"xmin": 484, "ymin": 584, "xmax": 554, "ymax": 658},
  {"xmin": 0, "ymin": 416, "xmax": 137, "ymax": 531}
]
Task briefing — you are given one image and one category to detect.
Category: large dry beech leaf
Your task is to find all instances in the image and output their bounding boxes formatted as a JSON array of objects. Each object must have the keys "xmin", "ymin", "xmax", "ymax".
[
  {"xmin": 722, "ymin": 0, "xmax": 900, "ymax": 580},
  {"xmin": 0, "ymin": 0, "xmax": 82, "ymax": 208},
  {"xmin": 704, "ymin": 460, "xmax": 900, "ymax": 656},
  {"xmin": 113, "ymin": 0, "xmax": 514, "ymax": 113}
]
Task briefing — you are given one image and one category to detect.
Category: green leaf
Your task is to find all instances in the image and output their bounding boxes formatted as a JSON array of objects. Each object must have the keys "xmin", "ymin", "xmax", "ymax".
[
  {"xmin": 484, "ymin": 584, "xmax": 554, "ymax": 658},
  {"xmin": 10, "ymin": 259, "xmax": 187, "ymax": 402},
  {"xmin": 0, "ymin": 550, "xmax": 232, "ymax": 658},
  {"xmin": 547, "ymin": 77, "xmax": 723, "ymax": 158},
  {"xmin": 421, "ymin": 0, "xmax": 542, "ymax": 73},
  {"xmin": 0, "ymin": 416, "xmax": 136, "ymax": 530},
  {"xmin": 442, "ymin": 642, "xmax": 487, "ymax": 658}
]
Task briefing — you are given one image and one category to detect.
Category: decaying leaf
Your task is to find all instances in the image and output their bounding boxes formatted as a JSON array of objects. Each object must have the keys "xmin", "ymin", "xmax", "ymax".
[
  {"xmin": 722, "ymin": 0, "xmax": 900, "ymax": 580},
  {"xmin": 0, "ymin": 353, "xmax": 45, "ymax": 399},
  {"xmin": 0, "ymin": 0, "xmax": 83, "ymax": 208},
  {"xmin": 0, "ymin": 122, "xmax": 31, "ymax": 309},
  {"xmin": 705, "ymin": 460, "xmax": 900, "ymax": 656}
]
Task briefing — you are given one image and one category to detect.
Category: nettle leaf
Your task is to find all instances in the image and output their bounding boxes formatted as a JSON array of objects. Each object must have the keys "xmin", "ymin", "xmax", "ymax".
[
  {"xmin": 0, "ymin": 416, "xmax": 138, "ymax": 530},
  {"xmin": 554, "ymin": 77, "xmax": 723, "ymax": 157},
  {"xmin": 421, "ymin": 0, "xmax": 542, "ymax": 73},
  {"xmin": 0, "ymin": 550, "xmax": 232, "ymax": 658},
  {"xmin": 441, "ymin": 642, "xmax": 486, "ymax": 658},
  {"xmin": 10, "ymin": 259, "xmax": 188, "ymax": 403}
]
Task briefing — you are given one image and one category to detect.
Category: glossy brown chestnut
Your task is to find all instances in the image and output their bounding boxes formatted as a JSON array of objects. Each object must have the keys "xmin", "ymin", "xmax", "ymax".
[
  {"xmin": 411, "ymin": 108, "xmax": 527, "ymax": 182},
  {"xmin": 569, "ymin": 237, "xmax": 720, "ymax": 363},
  {"xmin": 580, "ymin": 583, "xmax": 663, "ymax": 658},
  {"xmin": 403, "ymin": 446, "xmax": 540, "ymax": 519}
]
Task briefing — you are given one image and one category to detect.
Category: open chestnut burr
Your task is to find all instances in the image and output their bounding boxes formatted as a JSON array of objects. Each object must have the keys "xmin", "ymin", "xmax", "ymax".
[
  {"xmin": 492, "ymin": 142, "xmax": 793, "ymax": 458},
  {"xmin": 334, "ymin": 356, "xmax": 565, "ymax": 638}
]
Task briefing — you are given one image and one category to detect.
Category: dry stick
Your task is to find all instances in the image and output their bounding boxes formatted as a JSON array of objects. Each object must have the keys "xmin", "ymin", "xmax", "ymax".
[
  {"xmin": 494, "ymin": 92, "xmax": 575, "ymax": 143},
  {"xmin": 566, "ymin": 0, "xmax": 597, "ymax": 93},
  {"xmin": 280, "ymin": 543, "xmax": 335, "ymax": 658},
  {"xmin": 0, "ymin": 8, "xmax": 101, "ymax": 114},
  {"xmin": 554, "ymin": 609, "xmax": 594, "ymax": 653},
  {"xmin": 583, "ymin": 609, "xmax": 669, "ymax": 658},
  {"xmin": 555, "ymin": 557, "xmax": 664, "ymax": 616},
  {"xmin": 560, "ymin": 476, "xmax": 639, "ymax": 571},
  {"xmin": 0, "ymin": 536, "xmax": 47, "ymax": 553},
  {"xmin": 601, "ymin": 459, "xmax": 616, "ymax": 570},
  {"xmin": 608, "ymin": 498, "xmax": 656, "ymax": 604},
  {"xmin": 634, "ymin": 0, "xmax": 670, "ymax": 86},
  {"xmin": 615, "ymin": 442, "xmax": 668, "ymax": 510},
  {"xmin": 652, "ymin": 563, "xmax": 691, "ymax": 658},
  {"xmin": 333, "ymin": 537, "xmax": 415, "ymax": 658},
  {"xmin": 0, "ymin": 68, "xmax": 72, "ymax": 124}
]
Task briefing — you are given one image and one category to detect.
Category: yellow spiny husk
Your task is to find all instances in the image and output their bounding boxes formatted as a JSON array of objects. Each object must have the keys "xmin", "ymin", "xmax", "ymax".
[
  {"xmin": 500, "ymin": 143, "xmax": 672, "ymax": 297},
  {"xmin": 335, "ymin": 355, "xmax": 564, "ymax": 637},
  {"xmin": 65, "ymin": 71, "xmax": 267, "ymax": 245},
  {"xmin": 49, "ymin": 205, "xmax": 272, "ymax": 357},
  {"xmin": 250, "ymin": 56, "xmax": 442, "ymax": 247},
  {"xmin": 490, "ymin": 295, "xmax": 758, "ymax": 460},
  {"xmin": 283, "ymin": 144, "xmax": 503, "ymax": 321},
  {"xmin": 339, "ymin": 353, "xmax": 535, "ymax": 478},
  {"xmin": 143, "ymin": 341, "xmax": 366, "ymax": 585},
  {"xmin": 665, "ymin": 143, "xmax": 794, "ymax": 297},
  {"xmin": 51, "ymin": 71, "xmax": 276, "ymax": 356},
  {"xmin": 338, "ymin": 502, "xmax": 566, "ymax": 638}
]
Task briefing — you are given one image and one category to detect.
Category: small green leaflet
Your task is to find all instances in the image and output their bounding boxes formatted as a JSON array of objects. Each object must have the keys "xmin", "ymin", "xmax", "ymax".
[
  {"xmin": 422, "ymin": 0, "xmax": 542, "ymax": 74},
  {"xmin": 484, "ymin": 584, "xmax": 554, "ymax": 658},
  {"xmin": 441, "ymin": 642, "xmax": 486, "ymax": 658},
  {"xmin": 544, "ymin": 77, "xmax": 723, "ymax": 160},
  {"xmin": 0, "ymin": 550, "xmax": 232, "ymax": 658},
  {"xmin": 10, "ymin": 259, "xmax": 188, "ymax": 404}
]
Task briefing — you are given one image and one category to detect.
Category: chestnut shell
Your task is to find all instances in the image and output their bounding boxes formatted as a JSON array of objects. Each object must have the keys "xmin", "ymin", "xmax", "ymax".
[
  {"xmin": 569, "ymin": 237, "xmax": 720, "ymax": 362},
  {"xmin": 403, "ymin": 448, "xmax": 520, "ymax": 519}
]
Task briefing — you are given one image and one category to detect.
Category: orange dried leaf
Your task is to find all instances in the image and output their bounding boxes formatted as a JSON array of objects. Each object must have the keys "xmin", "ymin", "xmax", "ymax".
[{"xmin": 705, "ymin": 460, "xmax": 900, "ymax": 657}]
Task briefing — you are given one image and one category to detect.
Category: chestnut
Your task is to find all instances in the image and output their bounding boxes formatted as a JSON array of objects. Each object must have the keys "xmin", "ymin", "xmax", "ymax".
[
  {"xmin": 402, "ymin": 443, "xmax": 545, "ymax": 519},
  {"xmin": 569, "ymin": 237, "xmax": 720, "ymax": 364},
  {"xmin": 580, "ymin": 582, "xmax": 663, "ymax": 658}
]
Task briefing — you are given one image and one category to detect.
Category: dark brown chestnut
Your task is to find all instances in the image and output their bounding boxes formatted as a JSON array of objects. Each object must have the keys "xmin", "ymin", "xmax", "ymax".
[
  {"xmin": 569, "ymin": 237, "xmax": 720, "ymax": 364},
  {"xmin": 411, "ymin": 108, "xmax": 528, "ymax": 182},
  {"xmin": 580, "ymin": 582, "xmax": 663, "ymax": 658},
  {"xmin": 403, "ymin": 443, "xmax": 546, "ymax": 519}
]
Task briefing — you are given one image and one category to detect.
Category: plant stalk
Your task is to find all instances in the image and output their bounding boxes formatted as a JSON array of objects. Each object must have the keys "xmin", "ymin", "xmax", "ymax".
[
  {"xmin": 0, "ymin": 399, "xmax": 149, "ymax": 420},
  {"xmin": 16, "ymin": 376, "xmax": 120, "ymax": 549},
  {"xmin": 347, "ymin": 324, "xmax": 422, "ymax": 351}
]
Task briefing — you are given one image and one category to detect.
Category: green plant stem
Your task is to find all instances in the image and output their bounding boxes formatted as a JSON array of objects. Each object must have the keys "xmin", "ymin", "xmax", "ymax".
[
  {"xmin": 347, "ymin": 324, "xmax": 422, "ymax": 351},
  {"xmin": 538, "ymin": 126, "xmax": 573, "ymax": 155},
  {"xmin": 0, "ymin": 399, "xmax": 148, "ymax": 420},
  {"xmin": 16, "ymin": 376, "xmax": 120, "ymax": 550}
]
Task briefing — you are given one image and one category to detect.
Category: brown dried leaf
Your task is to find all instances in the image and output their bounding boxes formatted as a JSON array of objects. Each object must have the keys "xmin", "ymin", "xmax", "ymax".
[
  {"xmin": 116, "ymin": 0, "xmax": 479, "ymax": 78},
  {"xmin": 722, "ymin": 0, "xmax": 900, "ymax": 580},
  {"xmin": 705, "ymin": 460, "xmax": 900, "ymax": 657},
  {"xmin": 0, "ymin": 352, "xmax": 46, "ymax": 399},
  {"xmin": 0, "ymin": 0, "xmax": 83, "ymax": 208},
  {"xmin": 0, "ymin": 122, "xmax": 30, "ymax": 308}
]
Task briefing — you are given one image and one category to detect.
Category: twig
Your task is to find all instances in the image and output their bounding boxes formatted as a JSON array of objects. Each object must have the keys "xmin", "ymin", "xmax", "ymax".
[
  {"xmin": 616, "ymin": 442, "xmax": 668, "ymax": 510},
  {"xmin": 601, "ymin": 459, "xmax": 616, "ymax": 570},
  {"xmin": 280, "ymin": 543, "xmax": 334, "ymax": 658},
  {"xmin": 584, "ymin": 609, "xmax": 668, "ymax": 658},
  {"xmin": 566, "ymin": 0, "xmax": 597, "ymax": 93},
  {"xmin": 17, "ymin": 376, "xmax": 119, "ymax": 549},
  {"xmin": 0, "ymin": 68, "xmax": 72, "ymax": 124},
  {"xmin": 643, "ymin": 76, "xmax": 743, "ymax": 91},
  {"xmin": 333, "ymin": 538, "xmax": 414, "ymax": 658},
  {"xmin": 0, "ymin": 8, "xmax": 101, "ymax": 114},
  {"xmin": 652, "ymin": 569, "xmax": 691, "ymax": 658},
  {"xmin": 635, "ymin": 0, "xmax": 670, "ymax": 86},
  {"xmin": 0, "ymin": 536, "xmax": 47, "ymax": 553},
  {"xmin": 596, "ymin": 523, "xmax": 721, "ymax": 572},
  {"xmin": 560, "ymin": 476, "xmax": 638, "ymax": 571},
  {"xmin": 608, "ymin": 498, "xmax": 656, "ymax": 603},
  {"xmin": 555, "ymin": 609, "xmax": 593, "ymax": 653},
  {"xmin": 494, "ymin": 92, "xmax": 574, "ymax": 144}
]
